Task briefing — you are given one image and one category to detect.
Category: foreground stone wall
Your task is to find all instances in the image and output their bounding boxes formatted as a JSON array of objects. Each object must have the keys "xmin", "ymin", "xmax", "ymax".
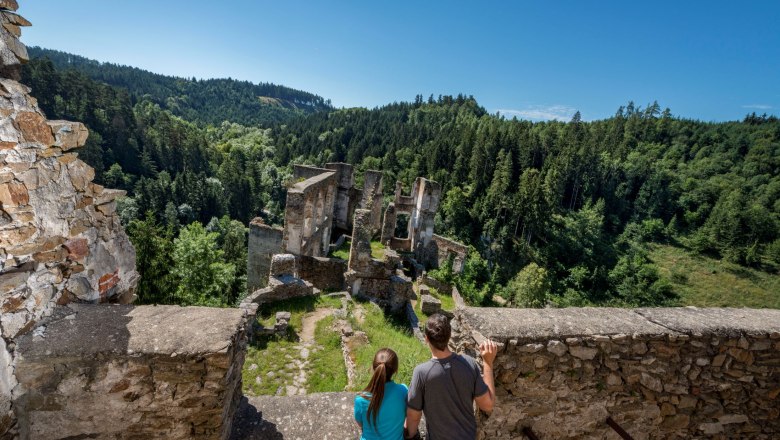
[
  {"xmin": 1, "ymin": 75, "xmax": 139, "ymax": 436},
  {"xmin": 452, "ymin": 307, "xmax": 780, "ymax": 439},
  {"xmin": 13, "ymin": 304, "xmax": 247, "ymax": 440},
  {"xmin": 0, "ymin": 78, "xmax": 139, "ymax": 334}
]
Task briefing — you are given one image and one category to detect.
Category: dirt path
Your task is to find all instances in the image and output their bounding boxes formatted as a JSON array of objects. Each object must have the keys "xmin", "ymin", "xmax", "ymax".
[
  {"xmin": 300, "ymin": 308, "xmax": 336, "ymax": 342},
  {"xmin": 284, "ymin": 308, "xmax": 337, "ymax": 396}
]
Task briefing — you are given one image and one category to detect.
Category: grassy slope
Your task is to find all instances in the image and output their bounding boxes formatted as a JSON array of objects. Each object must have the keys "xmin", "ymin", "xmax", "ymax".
[
  {"xmin": 648, "ymin": 244, "xmax": 780, "ymax": 308},
  {"xmin": 350, "ymin": 301, "xmax": 430, "ymax": 389},
  {"xmin": 308, "ymin": 315, "xmax": 349, "ymax": 393},
  {"xmin": 243, "ymin": 295, "xmax": 344, "ymax": 396}
]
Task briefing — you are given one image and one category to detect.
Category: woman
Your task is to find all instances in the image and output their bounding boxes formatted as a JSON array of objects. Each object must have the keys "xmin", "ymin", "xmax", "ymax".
[{"xmin": 353, "ymin": 348, "xmax": 408, "ymax": 440}]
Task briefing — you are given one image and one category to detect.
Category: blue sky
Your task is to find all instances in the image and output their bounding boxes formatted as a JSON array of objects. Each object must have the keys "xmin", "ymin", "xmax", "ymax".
[{"xmin": 19, "ymin": 1, "xmax": 780, "ymax": 121}]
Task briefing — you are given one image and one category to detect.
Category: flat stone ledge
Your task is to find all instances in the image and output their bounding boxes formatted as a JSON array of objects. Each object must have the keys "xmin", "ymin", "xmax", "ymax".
[
  {"xmin": 636, "ymin": 307, "xmax": 780, "ymax": 337},
  {"xmin": 17, "ymin": 304, "xmax": 247, "ymax": 359},
  {"xmin": 231, "ymin": 393, "xmax": 360, "ymax": 440},
  {"xmin": 459, "ymin": 307, "xmax": 675, "ymax": 341}
]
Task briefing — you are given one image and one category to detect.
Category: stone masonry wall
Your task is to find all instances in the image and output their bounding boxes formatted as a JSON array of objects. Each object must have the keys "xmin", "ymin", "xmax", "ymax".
[
  {"xmin": 452, "ymin": 307, "xmax": 780, "ymax": 439},
  {"xmin": 0, "ymin": 78, "xmax": 139, "ymax": 331},
  {"xmin": 1, "ymin": 75, "xmax": 139, "ymax": 436},
  {"xmin": 298, "ymin": 255, "xmax": 346, "ymax": 291},
  {"xmin": 246, "ymin": 218, "xmax": 283, "ymax": 291},
  {"xmin": 283, "ymin": 168, "xmax": 336, "ymax": 257},
  {"xmin": 324, "ymin": 162, "xmax": 359, "ymax": 233},
  {"xmin": 358, "ymin": 170, "xmax": 383, "ymax": 235},
  {"xmin": 417, "ymin": 234, "xmax": 468, "ymax": 274},
  {"xmin": 13, "ymin": 304, "xmax": 247, "ymax": 440}
]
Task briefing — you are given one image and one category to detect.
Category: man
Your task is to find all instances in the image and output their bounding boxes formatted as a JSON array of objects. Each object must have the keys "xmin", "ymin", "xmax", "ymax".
[{"xmin": 405, "ymin": 313, "xmax": 497, "ymax": 440}]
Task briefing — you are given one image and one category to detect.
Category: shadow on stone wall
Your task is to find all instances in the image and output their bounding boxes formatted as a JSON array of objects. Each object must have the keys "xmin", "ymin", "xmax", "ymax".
[{"xmin": 229, "ymin": 397, "xmax": 283, "ymax": 440}]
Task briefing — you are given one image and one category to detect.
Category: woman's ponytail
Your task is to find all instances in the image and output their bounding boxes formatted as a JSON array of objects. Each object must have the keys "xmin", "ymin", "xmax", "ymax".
[{"xmin": 361, "ymin": 348, "xmax": 399, "ymax": 429}]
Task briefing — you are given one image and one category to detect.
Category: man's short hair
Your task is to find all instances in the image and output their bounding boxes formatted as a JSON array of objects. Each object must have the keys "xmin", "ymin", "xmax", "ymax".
[{"xmin": 425, "ymin": 314, "xmax": 451, "ymax": 351}]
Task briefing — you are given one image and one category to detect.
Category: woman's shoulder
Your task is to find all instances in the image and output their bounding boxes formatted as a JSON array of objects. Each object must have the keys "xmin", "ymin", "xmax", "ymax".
[
  {"xmin": 389, "ymin": 381, "xmax": 409, "ymax": 393},
  {"xmin": 354, "ymin": 392, "xmax": 371, "ymax": 406}
]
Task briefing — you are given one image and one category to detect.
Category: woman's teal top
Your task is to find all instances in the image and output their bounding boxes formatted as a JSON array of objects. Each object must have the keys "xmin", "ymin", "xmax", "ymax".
[{"xmin": 353, "ymin": 381, "xmax": 408, "ymax": 440}]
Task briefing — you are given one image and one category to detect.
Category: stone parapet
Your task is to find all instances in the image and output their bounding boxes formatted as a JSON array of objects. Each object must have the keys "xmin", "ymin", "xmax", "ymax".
[
  {"xmin": 451, "ymin": 307, "xmax": 780, "ymax": 439},
  {"xmin": 13, "ymin": 304, "xmax": 248, "ymax": 440}
]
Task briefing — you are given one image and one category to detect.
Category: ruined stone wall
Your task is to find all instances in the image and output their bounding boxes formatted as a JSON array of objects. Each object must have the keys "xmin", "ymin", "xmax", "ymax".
[
  {"xmin": 0, "ymin": 79, "xmax": 139, "ymax": 314},
  {"xmin": 13, "ymin": 304, "xmax": 247, "ymax": 440},
  {"xmin": 0, "ymin": 1, "xmax": 29, "ymax": 81},
  {"xmin": 298, "ymin": 255, "xmax": 346, "ymax": 291},
  {"xmin": 283, "ymin": 169, "xmax": 336, "ymax": 258},
  {"xmin": 1, "ymin": 77, "xmax": 139, "ymax": 436},
  {"xmin": 419, "ymin": 234, "xmax": 468, "ymax": 273},
  {"xmin": 324, "ymin": 162, "xmax": 358, "ymax": 233},
  {"xmin": 292, "ymin": 164, "xmax": 332, "ymax": 181},
  {"xmin": 420, "ymin": 274, "xmax": 452, "ymax": 295},
  {"xmin": 246, "ymin": 218, "xmax": 283, "ymax": 291},
  {"xmin": 381, "ymin": 178, "xmax": 443, "ymax": 262},
  {"xmin": 358, "ymin": 170, "xmax": 383, "ymax": 235},
  {"xmin": 241, "ymin": 254, "xmax": 316, "ymax": 315},
  {"xmin": 409, "ymin": 178, "xmax": 440, "ymax": 258},
  {"xmin": 346, "ymin": 209, "xmax": 413, "ymax": 312},
  {"xmin": 452, "ymin": 307, "xmax": 780, "ymax": 439}
]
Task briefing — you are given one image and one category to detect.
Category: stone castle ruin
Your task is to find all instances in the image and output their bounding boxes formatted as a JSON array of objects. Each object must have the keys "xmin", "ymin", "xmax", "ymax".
[
  {"xmin": 244, "ymin": 162, "xmax": 469, "ymax": 313},
  {"xmin": 1, "ymin": 3, "xmax": 779, "ymax": 439}
]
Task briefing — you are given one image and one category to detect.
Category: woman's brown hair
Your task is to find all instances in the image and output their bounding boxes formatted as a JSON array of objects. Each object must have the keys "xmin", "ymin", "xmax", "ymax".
[{"xmin": 360, "ymin": 348, "xmax": 399, "ymax": 429}]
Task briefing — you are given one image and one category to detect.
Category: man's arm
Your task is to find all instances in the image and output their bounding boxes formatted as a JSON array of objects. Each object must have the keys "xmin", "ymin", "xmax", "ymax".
[
  {"xmin": 405, "ymin": 407, "xmax": 423, "ymax": 438},
  {"xmin": 474, "ymin": 340, "xmax": 497, "ymax": 413}
]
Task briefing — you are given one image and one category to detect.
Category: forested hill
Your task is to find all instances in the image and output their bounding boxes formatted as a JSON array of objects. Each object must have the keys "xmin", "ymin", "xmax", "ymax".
[
  {"xmin": 20, "ymin": 50, "xmax": 780, "ymax": 309},
  {"xmin": 273, "ymin": 97, "xmax": 780, "ymax": 306},
  {"xmin": 27, "ymin": 47, "xmax": 333, "ymax": 126}
]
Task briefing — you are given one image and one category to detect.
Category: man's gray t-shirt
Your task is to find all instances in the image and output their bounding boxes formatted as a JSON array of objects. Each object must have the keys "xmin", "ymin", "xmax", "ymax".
[{"xmin": 407, "ymin": 353, "xmax": 488, "ymax": 440}]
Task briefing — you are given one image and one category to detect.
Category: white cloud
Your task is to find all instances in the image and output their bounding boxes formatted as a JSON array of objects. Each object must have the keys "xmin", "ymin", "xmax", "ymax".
[
  {"xmin": 741, "ymin": 104, "xmax": 773, "ymax": 110},
  {"xmin": 495, "ymin": 105, "xmax": 579, "ymax": 121}
]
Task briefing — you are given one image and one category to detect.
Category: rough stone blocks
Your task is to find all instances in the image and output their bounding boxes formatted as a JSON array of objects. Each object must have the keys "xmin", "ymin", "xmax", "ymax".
[
  {"xmin": 271, "ymin": 253, "xmax": 296, "ymax": 277},
  {"xmin": 420, "ymin": 294, "xmax": 441, "ymax": 315}
]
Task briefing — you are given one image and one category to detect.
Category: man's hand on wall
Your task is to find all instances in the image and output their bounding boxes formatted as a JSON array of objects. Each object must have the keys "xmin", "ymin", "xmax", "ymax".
[{"xmin": 479, "ymin": 340, "xmax": 497, "ymax": 367}]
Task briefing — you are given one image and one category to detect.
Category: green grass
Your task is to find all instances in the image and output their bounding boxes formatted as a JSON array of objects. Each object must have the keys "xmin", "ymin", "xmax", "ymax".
[
  {"xmin": 243, "ymin": 295, "xmax": 344, "ymax": 396},
  {"xmin": 256, "ymin": 295, "xmax": 342, "ymax": 328},
  {"xmin": 431, "ymin": 287, "xmax": 456, "ymax": 312},
  {"xmin": 350, "ymin": 301, "xmax": 430, "ymax": 390},
  {"xmin": 330, "ymin": 240, "xmax": 351, "ymax": 260},
  {"xmin": 414, "ymin": 287, "xmax": 456, "ymax": 325},
  {"xmin": 370, "ymin": 241, "xmax": 386, "ymax": 259},
  {"xmin": 329, "ymin": 240, "xmax": 385, "ymax": 260},
  {"xmin": 308, "ymin": 315, "xmax": 349, "ymax": 392},
  {"xmin": 648, "ymin": 243, "xmax": 780, "ymax": 308},
  {"xmin": 243, "ymin": 336, "xmax": 299, "ymax": 396}
]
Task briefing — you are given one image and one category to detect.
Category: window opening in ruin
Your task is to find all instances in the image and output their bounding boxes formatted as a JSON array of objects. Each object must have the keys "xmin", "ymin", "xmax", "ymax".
[{"xmin": 395, "ymin": 213, "xmax": 411, "ymax": 239}]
